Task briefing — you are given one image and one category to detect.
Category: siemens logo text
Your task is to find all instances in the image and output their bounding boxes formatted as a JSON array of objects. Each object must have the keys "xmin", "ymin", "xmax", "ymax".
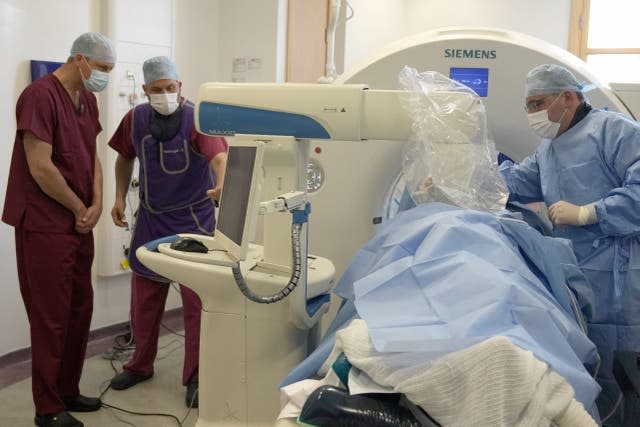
[{"xmin": 444, "ymin": 49, "xmax": 497, "ymax": 59}]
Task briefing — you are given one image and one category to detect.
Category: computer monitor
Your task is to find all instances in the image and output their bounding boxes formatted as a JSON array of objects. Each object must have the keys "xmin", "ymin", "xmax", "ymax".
[{"xmin": 214, "ymin": 138, "xmax": 264, "ymax": 261}]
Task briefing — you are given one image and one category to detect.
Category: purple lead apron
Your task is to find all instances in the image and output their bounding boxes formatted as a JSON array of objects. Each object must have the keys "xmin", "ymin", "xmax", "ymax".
[{"xmin": 129, "ymin": 101, "xmax": 215, "ymax": 281}]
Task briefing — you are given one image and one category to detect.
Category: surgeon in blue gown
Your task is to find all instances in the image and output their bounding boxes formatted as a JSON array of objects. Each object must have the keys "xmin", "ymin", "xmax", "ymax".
[{"xmin": 499, "ymin": 63, "xmax": 640, "ymax": 425}]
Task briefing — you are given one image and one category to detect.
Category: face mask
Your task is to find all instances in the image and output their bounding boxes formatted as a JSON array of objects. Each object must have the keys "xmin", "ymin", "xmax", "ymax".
[
  {"xmin": 149, "ymin": 92, "xmax": 180, "ymax": 116},
  {"xmin": 527, "ymin": 94, "xmax": 566, "ymax": 139},
  {"xmin": 80, "ymin": 58, "xmax": 109, "ymax": 93}
]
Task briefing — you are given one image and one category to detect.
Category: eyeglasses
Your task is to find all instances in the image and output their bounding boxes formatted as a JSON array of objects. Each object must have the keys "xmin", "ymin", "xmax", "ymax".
[{"xmin": 524, "ymin": 95, "xmax": 554, "ymax": 113}]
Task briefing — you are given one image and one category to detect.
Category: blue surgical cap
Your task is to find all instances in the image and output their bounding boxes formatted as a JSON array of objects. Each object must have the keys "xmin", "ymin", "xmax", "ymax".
[
  {"xmin": 143, "ymin": 56, "xmax": 179, "ymax": 85},
  {"xmin": 525, "ymin": 64, "xmax": 583, "ymax": 97},
  {"xmin": 70, "ymin": 32, "xmax": 116, "ymax": 64}
]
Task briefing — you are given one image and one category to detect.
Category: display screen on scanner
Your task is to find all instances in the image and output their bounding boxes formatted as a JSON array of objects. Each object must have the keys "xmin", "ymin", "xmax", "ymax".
[{"xmin": 450, "ymin": 67, "xmax": 489, "ymax": 97}]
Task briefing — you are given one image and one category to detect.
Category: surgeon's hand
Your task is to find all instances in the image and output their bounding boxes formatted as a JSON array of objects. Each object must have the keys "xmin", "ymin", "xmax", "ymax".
[
  {"xmin": 111, "ymin": 199, "xmax": 128, "ymax": 228},
  {"xmin": 207, "ymin": 186, "xmax": 222, "ymax": 204},
  {"xmin": 548, "ymin": 201, "xmax": 581, "ymax": 226},
  {"xmin": 80, "ymin": 203, "xmax": 102, "ymax": 231},
  {"xmin": 548, "ymin": 200, "xmax": 598, "ymax": 226},
  {"xmin": 74, "ymin": 205, "xmax": 91, "ymax": 234}
]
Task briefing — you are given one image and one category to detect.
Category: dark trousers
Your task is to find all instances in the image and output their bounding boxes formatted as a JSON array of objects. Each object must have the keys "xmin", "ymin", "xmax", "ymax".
[
  {"xmin": 124, "ymin": 274, "xmax": 201, "ymax": 385},
  {"xmin": 15, "ymin": 228, "xmax": 94, "ymax": 416}
]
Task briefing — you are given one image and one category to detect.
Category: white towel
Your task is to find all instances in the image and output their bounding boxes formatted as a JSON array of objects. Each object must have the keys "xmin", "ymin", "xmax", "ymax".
[{"xmin": 323, "ymin": 319, "xmax": 597, "ymax": 427}]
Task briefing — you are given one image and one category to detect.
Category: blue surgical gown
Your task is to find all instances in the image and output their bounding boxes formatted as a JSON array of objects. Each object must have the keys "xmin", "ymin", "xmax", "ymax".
[
  {"xmin": 282, "ymin": 203, "xmax": 601, "ymax": 418},
  {"xmin": 500, "ymin": 108, "xmax": 640, "ymax": 422}
]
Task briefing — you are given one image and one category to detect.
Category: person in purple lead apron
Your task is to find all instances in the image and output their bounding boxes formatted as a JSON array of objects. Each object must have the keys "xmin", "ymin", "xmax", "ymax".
[
  {"xmin": 107, "ymin": 56, "xmax": 227, "ymax": 408},
  {"xmin": 2, "ymin": 32, "xmax": 116, "ymax": 427}
]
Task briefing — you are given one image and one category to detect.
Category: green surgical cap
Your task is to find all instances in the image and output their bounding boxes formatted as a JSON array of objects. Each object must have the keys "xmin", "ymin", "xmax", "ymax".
[
  {"xmin": 143, "ymin": 56, "xmax": 179, "ymax": 85},
  {"xmin": 70, "ymin": 32, "xmax": 117, "ymax": 64},
  {"xmin": 525, "ymin": 64, "xmax": 583, "ymax": 97}
]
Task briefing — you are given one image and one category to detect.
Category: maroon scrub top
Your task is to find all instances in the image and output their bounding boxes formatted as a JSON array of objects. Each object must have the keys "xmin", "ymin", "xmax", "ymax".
[
  {"xmin": 2, "ymin": 74, "xmax": 101, "ymax": 234},
  {"xmin": 108, "ymin": 107, "xmax": 228, "ymax": 161}
]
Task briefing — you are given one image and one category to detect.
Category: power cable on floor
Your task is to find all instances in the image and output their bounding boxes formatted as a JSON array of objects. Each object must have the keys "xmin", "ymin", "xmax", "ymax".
[
  {"xmin": 101, "ymin": 401, "xmax": 184, "ymax": 427},
  {"xmin": 181, "ymin": 388, "xmax": 198, "ymax": 424},
  {"xmin": 97, "ymin": 328, "xmax": 194, "ymax": 425},
  {"xmin": 98, "ymin": 367, "xmax": 188, "ymax": 426},
  {"xmin": 161, "ymin": 322, "xmax": 185, "ymax": 338},
  {"xmin": 155, "ymin": 338, "xmax": 184, "ymax": 361},
  {"xmin": 96, "ymin": 282, "xmax": 194, "ymax": 425},
  {"xmin": 104, "ymin": 405, "xmax": 136, "ymax": 427}
]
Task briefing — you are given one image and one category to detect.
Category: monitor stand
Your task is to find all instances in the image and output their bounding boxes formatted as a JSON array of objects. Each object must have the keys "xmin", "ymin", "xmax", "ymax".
[{"xmin": 137, "ymin": 241, "xmax": 335, "ymax": 427}]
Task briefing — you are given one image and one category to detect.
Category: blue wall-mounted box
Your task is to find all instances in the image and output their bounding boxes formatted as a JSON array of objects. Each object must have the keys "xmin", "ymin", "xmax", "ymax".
[{"xmin": 30, "ymin": 60, "xmax": 64, "ymax": 82}]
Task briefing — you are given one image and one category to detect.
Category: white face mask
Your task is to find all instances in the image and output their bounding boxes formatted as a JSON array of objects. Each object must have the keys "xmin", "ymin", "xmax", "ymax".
[
  {"xmin": 527, "ymin": 94, "xmax": 566, "ymax": 139},
  {"xmin": 149, "ymin": 92, "xmax": 180, "ymax": 115},
  {"xmin": 80, "ymin": 57, "xmax": 110, "ymax": 92}
]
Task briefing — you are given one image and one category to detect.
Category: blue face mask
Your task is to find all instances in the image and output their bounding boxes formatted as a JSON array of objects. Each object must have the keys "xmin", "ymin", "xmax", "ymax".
[{"xmin": 80, "ymin": 57, "xmax": 109, "ymax": 92}]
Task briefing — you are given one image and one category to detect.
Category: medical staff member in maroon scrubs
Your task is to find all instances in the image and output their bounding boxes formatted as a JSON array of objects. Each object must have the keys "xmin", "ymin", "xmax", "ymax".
[
  {"xmin": 2, "ymin": 32, "xmax": 116, "ymax": 427},
  {"xmin": 107, "ymin": 56, "xmax": 227, "ymax": 408}
]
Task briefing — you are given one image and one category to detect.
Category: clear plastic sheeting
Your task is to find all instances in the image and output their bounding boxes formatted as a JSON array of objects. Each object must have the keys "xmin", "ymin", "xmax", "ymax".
[{"xmin": 397, "ymin": 66, "xmax": 508, "ymax": 212}]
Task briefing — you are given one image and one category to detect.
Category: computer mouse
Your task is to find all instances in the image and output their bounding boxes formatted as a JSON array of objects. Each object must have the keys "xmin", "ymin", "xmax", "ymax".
[{"xmin": 170, "ymin": 237, "xmax": 209, "ymax": 253}]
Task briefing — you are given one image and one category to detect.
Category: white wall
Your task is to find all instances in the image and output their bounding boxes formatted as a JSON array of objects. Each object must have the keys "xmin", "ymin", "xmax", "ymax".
[
  {"xmin": 173, "ymin": 0, "xmax": 222, "ymax": 101},
  {"xmin": 343, "ymin": 0, "xmax": 571, "ymax": 72},
  {"xmin": 217, "ymin": 0, "xmax": 288, "ymax": 83}
]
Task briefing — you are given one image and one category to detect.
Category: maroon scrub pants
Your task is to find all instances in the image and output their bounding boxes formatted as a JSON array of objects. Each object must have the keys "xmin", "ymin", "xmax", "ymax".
[
  {"xmin": 123, "ymin": 274, "xmax": 201, "ymax": 385},
  {"xmin": 15, "ymin": 228, "xmax": 94, "ymax": 416}
]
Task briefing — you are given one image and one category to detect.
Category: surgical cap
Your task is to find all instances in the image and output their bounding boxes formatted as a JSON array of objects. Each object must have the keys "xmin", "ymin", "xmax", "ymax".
[
  {"xmin": 70, "ymin": 32, "xmax": 117, "ymax": 64},
  {"xmin": 143, "ymin": 56, "xmax": 179, "ymax": 85},
  {"xmin": 525, "ymin": 64, "xmax": 583, "ymax": 97}
]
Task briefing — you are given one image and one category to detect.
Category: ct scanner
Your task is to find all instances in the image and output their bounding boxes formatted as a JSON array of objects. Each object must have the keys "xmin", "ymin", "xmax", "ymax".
[
  {"xmin": 310, "ymin": 26, "xmax": 638, "ymax": 279},
  {"xmin": 136, "ymin": 27, "xmax": 638, "ymax": 426}
]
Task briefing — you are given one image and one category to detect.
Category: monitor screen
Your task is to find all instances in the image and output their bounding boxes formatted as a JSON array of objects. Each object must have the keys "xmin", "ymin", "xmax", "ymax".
[
  {"xmin": 449, "ymin": 67, "xmax": 489, "ymax": 97},
  {"xmin": 215, "ymin": 140, "xmax": 264, "ymax": 260}
]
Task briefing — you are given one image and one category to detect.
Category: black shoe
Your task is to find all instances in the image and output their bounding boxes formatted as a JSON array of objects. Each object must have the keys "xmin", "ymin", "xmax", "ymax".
[
  {"xmin": 186, "ymin": 379, "xmax": 199, "ymax": 408},
  {"xmin": 110, "ymin": 370, "xmax": 153, "ymax": 390},
  {"xmin": 62, "ymin": 395, "xmax": 101, "ymax": 412},
  {"xmin": 34, "ymin": 411, "xmax": 83, "ymax": 427}
]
